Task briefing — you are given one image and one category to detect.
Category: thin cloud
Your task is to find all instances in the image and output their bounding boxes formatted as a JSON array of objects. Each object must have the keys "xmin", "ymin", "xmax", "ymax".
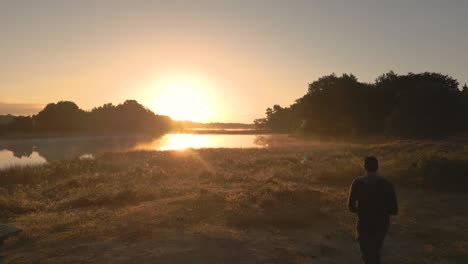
[{"xmin": 0, "ymin": 102, "xmax": 43, "ymax": 116}]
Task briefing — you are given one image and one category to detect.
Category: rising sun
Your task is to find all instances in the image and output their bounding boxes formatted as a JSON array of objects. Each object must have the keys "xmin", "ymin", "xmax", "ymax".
[{"xmin": 150, "ymin": 76, "xmax": 213, "ymax": 122}]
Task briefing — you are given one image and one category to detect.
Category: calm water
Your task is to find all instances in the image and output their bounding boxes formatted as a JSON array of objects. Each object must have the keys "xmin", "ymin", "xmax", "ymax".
[{"xmin": 0, "ymin": 133, "xmax": 269, "ymax": 169}]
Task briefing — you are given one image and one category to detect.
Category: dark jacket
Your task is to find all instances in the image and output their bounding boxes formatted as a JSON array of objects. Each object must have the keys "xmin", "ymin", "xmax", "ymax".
[{"xmin": 348, "ymin": 175, "xmax": 398, "ymax": 233}]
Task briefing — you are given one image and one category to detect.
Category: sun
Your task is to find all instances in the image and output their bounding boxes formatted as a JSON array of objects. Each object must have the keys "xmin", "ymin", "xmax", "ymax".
[{"xmin": 150, "ymin": 76, "xmax": 213, "ymax": 122}]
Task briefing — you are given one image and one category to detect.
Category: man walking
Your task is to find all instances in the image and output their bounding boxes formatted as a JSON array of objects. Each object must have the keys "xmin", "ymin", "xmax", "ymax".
[{"xmin": 348, "ymin": 156, "xmax": 398, "ymax": 264}]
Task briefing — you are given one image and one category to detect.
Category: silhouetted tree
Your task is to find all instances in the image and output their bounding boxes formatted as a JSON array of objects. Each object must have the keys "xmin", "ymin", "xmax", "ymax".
[
  {"xmin": 9, "ymin": 116, "xmax": 34, "ymax": 132},
  {"xmin": 0, "ymin": 100, "xmax": 174, "ymax": 136},
  {"xmin": 34, "ymin": 101, "xmax": 87, "ymax": 132},
  {"xmin": 382, "ymin": 72, "xmax": 461, "ymax": 137},
  {"xmin": 256, "ymin": 72, "xmax": 466, "ymax": 138},
  {"xmin": 89, "ymin": 100, "xmax": 173, "ymax": 134}
]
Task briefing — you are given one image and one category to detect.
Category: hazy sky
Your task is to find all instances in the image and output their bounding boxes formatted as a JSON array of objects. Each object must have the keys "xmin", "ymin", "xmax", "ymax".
[{"xmin": 1, "ymin": 0, "xmax": 468, "ymax": 122}]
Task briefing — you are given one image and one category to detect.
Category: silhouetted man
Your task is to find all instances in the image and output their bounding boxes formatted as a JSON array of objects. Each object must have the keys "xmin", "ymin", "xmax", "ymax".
[{"xmin": 348, "ymin": 156, "xmax": 398, "ymax": 264}]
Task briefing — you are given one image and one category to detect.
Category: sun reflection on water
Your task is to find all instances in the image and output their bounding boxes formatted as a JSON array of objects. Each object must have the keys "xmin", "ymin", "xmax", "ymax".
[
  {"xmin": 134, "ymin": 134, "xmax": 265, "ymax": 151},
  {"xmin": 159, "ymin": 134, "xmax": 211, "ymax": 150}
]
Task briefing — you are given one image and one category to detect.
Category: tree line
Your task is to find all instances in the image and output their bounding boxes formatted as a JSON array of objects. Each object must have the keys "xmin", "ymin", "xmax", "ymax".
[
  {"xmin": 254, "ymin": 72, "xmax": 468, "ymax": 138},
  {"xmin": 0, "ymin": 100, "xmax": 173, "ymax": 136}
]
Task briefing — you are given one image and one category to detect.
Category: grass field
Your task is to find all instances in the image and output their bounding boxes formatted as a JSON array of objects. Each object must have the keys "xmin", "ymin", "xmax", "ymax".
[{"xmin": 1, "ymin": 139, "xmax": 467, "ymax": 263}]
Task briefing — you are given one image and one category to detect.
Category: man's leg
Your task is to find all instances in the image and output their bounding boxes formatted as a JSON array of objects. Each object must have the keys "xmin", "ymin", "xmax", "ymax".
[
  {"xmin": 374, "ymin": 231, "xmax": 387, "ymax": 263},
  {"xmin": 358, "ymin": 232, "xmax": 381, "ymax": 264}
]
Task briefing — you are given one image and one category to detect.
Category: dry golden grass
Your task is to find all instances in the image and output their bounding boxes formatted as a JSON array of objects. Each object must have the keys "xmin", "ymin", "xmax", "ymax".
[{"xmin": 0, "ymin": 139, "xmax": 467, "ymax": 263}]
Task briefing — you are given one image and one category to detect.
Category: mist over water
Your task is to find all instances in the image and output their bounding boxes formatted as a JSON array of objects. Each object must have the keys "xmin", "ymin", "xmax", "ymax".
[{"xmin": 0, "ymin": 133, "xmax": 269, "ymax": 169}]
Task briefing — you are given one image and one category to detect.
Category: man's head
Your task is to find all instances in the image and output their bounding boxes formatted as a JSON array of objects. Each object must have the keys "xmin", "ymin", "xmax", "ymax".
[{"xmin": 364, "ymin": 156, "xmax": 378, "ymax": 172}]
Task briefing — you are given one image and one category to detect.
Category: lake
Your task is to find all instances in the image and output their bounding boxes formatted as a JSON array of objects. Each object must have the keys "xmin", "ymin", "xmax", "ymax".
[{"xmin": 0, "ymin": 133, "xmax": 271, "ymax": 169}]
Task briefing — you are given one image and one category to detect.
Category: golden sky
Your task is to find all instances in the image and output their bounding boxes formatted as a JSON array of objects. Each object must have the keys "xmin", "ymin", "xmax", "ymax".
[{"xmin": 1, "ymin": 1, "xmax": 468, "ymax": 122}]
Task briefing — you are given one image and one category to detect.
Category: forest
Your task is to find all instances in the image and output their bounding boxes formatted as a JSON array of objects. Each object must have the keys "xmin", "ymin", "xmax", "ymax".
[
  {"xmin": 255, "ymin": 72, "xmax": 468, "ymax": 138},
  {"xmin": 0, "ymin": 100, "xmax": 173, "ymax": 136}
]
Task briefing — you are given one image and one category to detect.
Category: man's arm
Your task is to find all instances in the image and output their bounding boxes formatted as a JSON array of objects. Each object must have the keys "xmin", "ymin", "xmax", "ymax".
[
  {"xmin": 348, "ymin": 180, "xmax": 359, "ymax": 213},
  {"xmin": 386, "ymin": 183, "xmax": 398, "ymax": 215}
]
